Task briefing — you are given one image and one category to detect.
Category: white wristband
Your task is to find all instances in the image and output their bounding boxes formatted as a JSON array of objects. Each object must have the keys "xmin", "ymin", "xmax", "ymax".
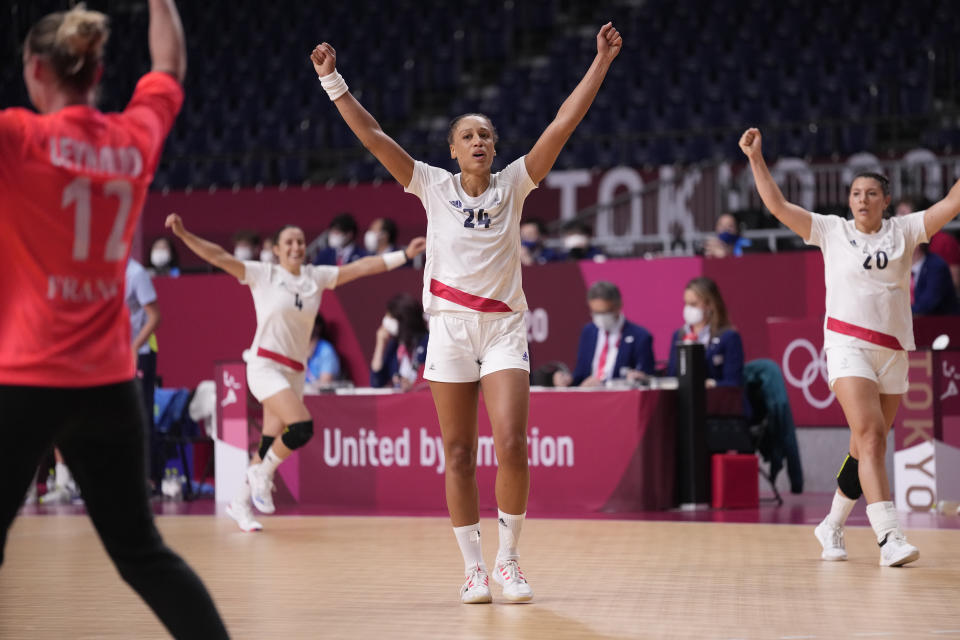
[
  {"xmin": 382, "ymin": 250, "xmax": 407, "ymax": 271},
  {"xmin": 318, "ymin": 70, "xmax": 349, "ymax": 101}
]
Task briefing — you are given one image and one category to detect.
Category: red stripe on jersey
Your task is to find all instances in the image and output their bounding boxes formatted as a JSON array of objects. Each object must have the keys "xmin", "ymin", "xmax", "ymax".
[
  {"xmin": 826, "ymin": 317, "xmax": 904, "ymax": 351},
  {"xmin": 429, "ymin": 279, "xmax": 513, "ymax": 313},
  {"xmin": 256, "ymin": 347, "xmax": 305, "ymax": 371}
]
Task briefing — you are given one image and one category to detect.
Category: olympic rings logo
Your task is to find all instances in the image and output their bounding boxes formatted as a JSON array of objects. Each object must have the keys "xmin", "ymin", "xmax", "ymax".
[{"xmin": 781, "ymin": 339, "xmax": 835, "ymax": 409}]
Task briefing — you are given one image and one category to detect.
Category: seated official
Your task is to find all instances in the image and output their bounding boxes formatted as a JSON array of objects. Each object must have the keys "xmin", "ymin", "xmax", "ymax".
[
  {"xmin": 305, "ymin": 313, "xmax": 341, "ymax": 389},
  {"xmin": 667, "ymin": 276, "xmax": 744, "ymax": 387},
  {"xmin": 912, "ymin": 245, "xmax": 960, "ymax": 316},
  {"xmin": 370, "ymin": 293, "xmax": 429, "ymax": 390},
  {"xmin": 570, "ymin": 281, "xmax": 654, "ymax": 387}
]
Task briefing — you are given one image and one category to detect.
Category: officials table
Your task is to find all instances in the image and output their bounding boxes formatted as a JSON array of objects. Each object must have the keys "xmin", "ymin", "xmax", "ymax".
[{"xmin": 215, "ymin": 362, "xmax": 742, "ymax": 514}]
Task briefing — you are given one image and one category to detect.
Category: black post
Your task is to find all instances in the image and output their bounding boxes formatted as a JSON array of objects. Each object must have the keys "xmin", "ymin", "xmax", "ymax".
[{"xmin": 676, "ymin": 341, "xmax": 709, "ymax": 507}]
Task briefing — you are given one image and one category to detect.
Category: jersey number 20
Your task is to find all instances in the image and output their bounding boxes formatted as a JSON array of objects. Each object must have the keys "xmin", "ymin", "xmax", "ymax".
[
  {"xmin": 62, "ymin": 177, "xmax": 133, "ymax": 262},
  {"xmin": 862, "ymin": 250, "xmax": 889, "ymax": 270}
]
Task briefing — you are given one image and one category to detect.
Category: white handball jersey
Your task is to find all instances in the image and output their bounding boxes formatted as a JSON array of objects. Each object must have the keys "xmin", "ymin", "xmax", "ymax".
[
  {"xmin": 806, "ymin": 211, "xmax": 927, "ymax": 351},
  {"xmin": 404, "ymin": 156, "xmax": 537, "ymax": 314},
  {"xmin": 240, "ymin": 261, "xmax": 339, "ymax": 365}
]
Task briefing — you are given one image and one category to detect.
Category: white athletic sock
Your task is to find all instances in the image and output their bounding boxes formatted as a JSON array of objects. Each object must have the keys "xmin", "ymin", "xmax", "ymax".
[
  {"xmin": 260, "ymin": 449, "xmax": 283, "ymax": 477},
  {"xmin": 866, "ymin": 501, "xmax": 899, "ymax": 543},
  {"xmin": 453, "ymin": 523, "xmax": 486, "ymax": 574},
  {"xmin": 495, "ymin": 510, "xmax": 525, "ymax": 563},
  {"xmin": 55, "ymin": 462, "xmax": 71, "ymax": 488},
  {"xmin": 233, "ymin": 472, "xmax": 252, "ymax": 505},
  {"xmin": 824, "ymin": 490, "xmax": 856, "ymax": 528}
]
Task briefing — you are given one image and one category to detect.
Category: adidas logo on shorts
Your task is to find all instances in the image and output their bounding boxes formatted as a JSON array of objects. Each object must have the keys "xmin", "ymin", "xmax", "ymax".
[{"xmin": 521, "ymin": 352, "xmax": 528, "ymax": 362}]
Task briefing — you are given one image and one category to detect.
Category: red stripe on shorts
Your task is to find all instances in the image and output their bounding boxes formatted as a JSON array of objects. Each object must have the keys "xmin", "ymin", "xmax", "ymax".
[
  {"xmin": 429, "ymin": 279, "xmax": 513, "ymax": 313},
  {"xmin": 256, "ymin": 347, "xmax": 305, "ymax": 371},
  {"xmin": 826, "ymin": 317, "xmax": 904, "ymax": 351}
]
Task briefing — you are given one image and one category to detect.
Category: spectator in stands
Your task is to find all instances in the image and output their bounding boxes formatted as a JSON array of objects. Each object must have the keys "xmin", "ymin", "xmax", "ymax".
[
  {"xmin": 363, "ymin": 217, "xmax": 399, "ymax": 256},
  {"xmin": 370, "ymin": 293, "xmax": 429, "ymax": 390},
  {"xmin": 519, "ymin": 218, "xmax": 561, "ymax": 265},
  {"xmin": 260, "ymin": 236, "xmax": 277, "ymax": 263},
  {"xmin": 897, "ymin": 197, "xmax": 960, "ymax": 290},
  {"xmin": 912, "ymin": 243, "xmax": 960, "ymax": 315},
  {"xmin": 126, "ymin": 258, "xmax": 163, "ymax": 488},
  {"xmin": 666, "ymin": 276, "xmax": 744, "ymax": 387},
  {"xmin": 313, "ymin": 212, "xmax": 368, "ymax": 265},
  {"xmin": 567, "ymin": 281, "xmax": 654, "ymax": 387},
  {"xmin": 148, "ymin": 236, "xmax": 180, "ymax": 277},
  {"xmin": 305, "ymin": 313, "xmax": 341, "ymax": 390},
  {"xmin": 530, "ymin": 361, "xmax": 573, "ymax": 387},
  {"xmin": 232, "ymin": 229, "xmax": 260, "ymax": 261},
  {"xmin": 561, "ymin": 220, "xmax": 604, "ymax": 261},
  {"xmin": 704, "ymin": 213, "xmax": 752, "ymax": 258}
]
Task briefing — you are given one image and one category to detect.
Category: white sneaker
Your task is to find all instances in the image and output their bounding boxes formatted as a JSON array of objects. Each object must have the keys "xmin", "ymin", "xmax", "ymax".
[
  {"xmin": 814, "ymin": 519, "xmax": 848, "ymax": 561},
  {"xmin": 493, "ymin": 558, "xmax": 534, "ymax": 603},
  {"xmin": 40, "ymin": 485, "xmax": 74, "ymax": 505},
  {"xmin": 460, "ymin": 565, "xmax": 492, "ymax": 604},
  {"xmin": 879, "ymin": 530, "xmax": 919, "ymax": 567},
  {"xmin": 226, "ymin": 500, "xmax": 263, "ymax": 532},
  {"xmin": 246, "ymin": 464, "xmax": 276, "ymax": 514}
]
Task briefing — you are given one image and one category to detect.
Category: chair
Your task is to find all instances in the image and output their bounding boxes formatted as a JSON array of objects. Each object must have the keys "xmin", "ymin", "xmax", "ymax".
[{"xmin": 154, "ymin": 387, "xmax": 213, "ymax": 500}]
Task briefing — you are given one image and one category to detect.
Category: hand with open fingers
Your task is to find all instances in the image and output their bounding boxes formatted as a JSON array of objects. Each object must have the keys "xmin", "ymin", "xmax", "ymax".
[
  {"xmin": 310, "ymin": 42, "xmax": 337, "ymax": 76},
  {"xmin": 739, "ymin": 128, "xmax": 762, "ymax": 159},
  {"xmin": 597, "ymin": 22, "xmax": 622, "ymax": 61},
  {"xmin": 164, "ymin": 213, "xmax": 185, "ymax": 237},
  {"xmin": 405, "ymin": 236, "xmax": 427, "ymax": 260}
]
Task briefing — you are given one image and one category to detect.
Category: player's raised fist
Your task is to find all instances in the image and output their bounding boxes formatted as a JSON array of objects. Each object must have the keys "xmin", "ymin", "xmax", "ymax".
[
  {"xmin": 405, "ymin": 236, "xmax": 427, "ymax": 260},
  {"xmin": 310, "ymin": 43, "xmax": 337, "ymax": 76},
  {"xmin": 597, "ymin": 22, "xmax": 622, "ymax": 62},
  {"xmin": 165, "ymin": 213, "xmax": 185, "ymax": 236},
  {"xmin": 739, "ymin": 128, "xmax": 762, "ymax": 159}
]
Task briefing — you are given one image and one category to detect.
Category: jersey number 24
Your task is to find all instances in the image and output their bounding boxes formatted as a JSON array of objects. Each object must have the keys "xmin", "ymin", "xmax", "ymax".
[{"xmin": 463, "ymin": 208, "xmax": 490, "ymax": 229}]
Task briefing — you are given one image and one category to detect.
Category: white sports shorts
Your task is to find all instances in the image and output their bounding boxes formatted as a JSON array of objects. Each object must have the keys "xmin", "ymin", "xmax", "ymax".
[
  {"xmin": 825, "ymin": 346, "xmax": 908, "ymax": 395},
  {"xmin": 246, "ymin": 356, "xmax": 306, "ymax": 402},
  {"xmin": 424, "ymin": 311, "xmax": 530, "ymax": 383}
]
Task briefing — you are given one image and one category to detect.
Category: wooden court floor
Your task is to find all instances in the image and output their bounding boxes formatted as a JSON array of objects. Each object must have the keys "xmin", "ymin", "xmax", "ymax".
[{"xmin": 1, "ymin": 514, "xmax": 958, "ymax": 639}]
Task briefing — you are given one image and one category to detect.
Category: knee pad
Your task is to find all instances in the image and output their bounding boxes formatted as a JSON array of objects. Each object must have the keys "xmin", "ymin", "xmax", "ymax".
[
  {"xmin": 836, "ymin": 453, "xmax": 862, "ymax": 499},
  {"xmin": 257, "ymin": 435, "xmax": 275, "ymax": 460},
  {"xmin": 281, "ymin": 420, "xmax": 314, "ymax": 451}
]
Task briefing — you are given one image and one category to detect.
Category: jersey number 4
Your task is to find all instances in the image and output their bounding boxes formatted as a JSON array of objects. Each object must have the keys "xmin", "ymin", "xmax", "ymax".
[
  {"xmin": 62, "ymin": 177, "xmax": 133, "ymax": 262},
  {"xmin": 862, "ymin": 250, "xmax": 889, "ymax": 270},
  {"xmin": 463, "ymin": 208, "xmax": 490, "ymax": 229}
]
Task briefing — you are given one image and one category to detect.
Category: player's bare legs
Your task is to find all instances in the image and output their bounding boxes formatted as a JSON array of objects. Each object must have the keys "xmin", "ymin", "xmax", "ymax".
[
  {"xmin": 480, "ymin": 368, "xmax": 533, "ymax": 602},
  {"xmin": 430, "ymin": 381, "xmax": 481, "ymax": 526},
  {"xmin": 834, "ymin": 377, "xmax": 916, "ymax": 565}
]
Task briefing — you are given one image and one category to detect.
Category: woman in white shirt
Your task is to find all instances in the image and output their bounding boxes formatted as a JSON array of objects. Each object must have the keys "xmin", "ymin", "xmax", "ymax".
[
  {"xmin": 165, "ymin": 214, "xmax": 424, "ymax": 531},
  {"xmin": 739, "ymin": 127, "xmax": 960, "ymax": 567},
  {"xmin": 310, "ymin": 24, "xmax": 622, "ymax": 603}
]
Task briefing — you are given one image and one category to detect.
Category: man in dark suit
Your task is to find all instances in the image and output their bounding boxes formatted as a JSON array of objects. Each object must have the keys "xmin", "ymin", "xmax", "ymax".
[
  {"xmin": 912, "ymin": 245, "xmax": 960, "ymax": 315},
  {"xmin": 312, "ymin": 212, "xmax": 369, "ymax": 266},
  {"xmin": 570, "ymin": 281, "xmax": 655, "ymax": 387}
]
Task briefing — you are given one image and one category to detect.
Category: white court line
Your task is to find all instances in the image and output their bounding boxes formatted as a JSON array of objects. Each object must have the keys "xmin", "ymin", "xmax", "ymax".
[{"xmin": 930, "ymin": 631, "xmax": 960, "ymax": 635}]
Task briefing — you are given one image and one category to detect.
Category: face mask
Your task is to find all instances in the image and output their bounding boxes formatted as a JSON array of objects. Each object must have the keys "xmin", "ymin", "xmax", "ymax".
[
  {"xmin": 364, "ymin": 230, "xmax": 381, "ymax": 254},
  {"xmin": 521, "ymin": 240, "xmax": 540, "ymax": 251},
  {"xmin": 563, "ymin": 234, "xmax": 589, "ymax": 250},
  {"xmin": 717, "ymin": 231, "xmax": 739, "ymax": 246},
  {"xmin": 381, "ymin": 315, "xmax": 399, "ymax": 337},
  {"xmin": 327, "ymin": 231, "xmax": 346, "ymax": 250},
  {"xmin": 151, "ymin": 248, "xmax": 170, "ymax": 268},
  {"xmin": 260, "ymin": 249, "xmax": 276, "ymax": 263},
  {"xmin": 592, "ymin": 312, "xmax": 618, "ymax": 333},
  {"xmin": 234, "ymin": 246, "xmax": 253, "ymax": 261},
  {"xmin": 683, "ymin": 304, "xmax": 705, "ymax": 327}
]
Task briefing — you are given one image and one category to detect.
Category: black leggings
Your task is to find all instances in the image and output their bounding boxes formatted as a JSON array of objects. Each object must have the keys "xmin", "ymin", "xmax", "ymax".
[{"xmin": 0, "ymin": 381, "xmax": 228, "ymax": 639}]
